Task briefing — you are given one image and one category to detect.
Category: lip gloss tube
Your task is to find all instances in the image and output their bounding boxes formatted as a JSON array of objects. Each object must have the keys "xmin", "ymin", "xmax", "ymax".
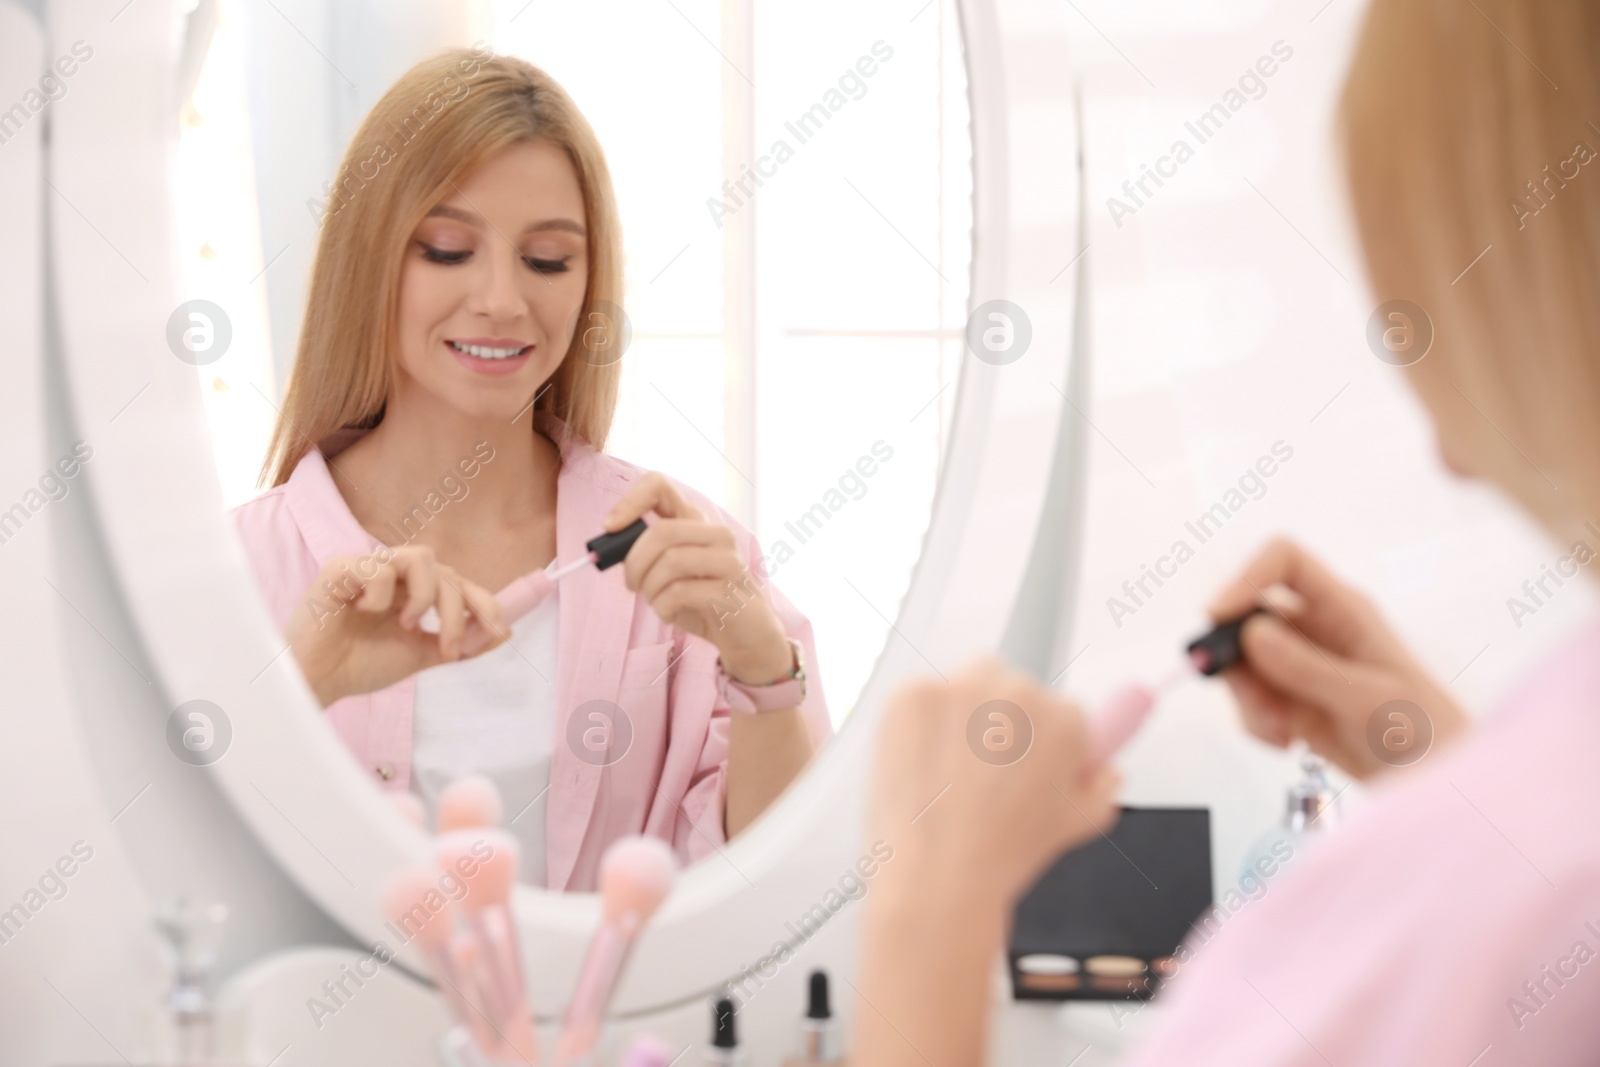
[
  {"xmin": 495, "ymin": 518, "xmax": 650, "ymax": 625},
  {"xmin": 1087, "ymin": 609, "xmax": 1268, "ymax": 761}
]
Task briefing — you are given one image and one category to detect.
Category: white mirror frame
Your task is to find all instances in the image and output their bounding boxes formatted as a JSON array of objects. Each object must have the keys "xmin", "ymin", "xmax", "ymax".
[{"xmin": 49, "ymin": 0, "xmax": 1084, "ymax": 1014}]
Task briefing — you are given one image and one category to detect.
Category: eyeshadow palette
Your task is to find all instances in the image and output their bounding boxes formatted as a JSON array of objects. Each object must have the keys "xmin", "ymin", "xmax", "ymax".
[{"xmin": 1008, "ymin": 806, "xmax": 1213, "ymax": 1001}]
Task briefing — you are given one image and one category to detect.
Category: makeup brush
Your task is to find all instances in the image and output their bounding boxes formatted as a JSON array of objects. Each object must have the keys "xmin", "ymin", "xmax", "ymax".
[
  {"xmin": 437, "ymin": 774, "xmax": 505, "ymax": 834},
  {"xmin": 448, "ymin": 925, "xmax": 514, "ymax": 1060},
  {"xmin": 551, "ymin": 836, "xmax": 677, "ymax": 1064},
  {"xmin": 496, "ymin": 518, "xmax": 650, "ymax": 625},
  {"xmin": 381, "ymin": 866, "xmax": 494, "ymax": 1051},
  {"xmin": 435, "ymin": 829, "xmax": 539, "ymax": 1064}
]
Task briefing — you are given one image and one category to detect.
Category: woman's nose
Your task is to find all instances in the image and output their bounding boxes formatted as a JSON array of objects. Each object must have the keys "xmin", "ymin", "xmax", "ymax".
[{"xmin": 469, "ymin": 249, "xmax": 531, "ymax": 322}]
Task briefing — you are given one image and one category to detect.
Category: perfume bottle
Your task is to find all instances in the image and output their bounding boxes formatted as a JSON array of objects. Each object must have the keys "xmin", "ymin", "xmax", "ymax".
[{"xmin": 1237, "ymin": 752, "xmax": 1340, "ymax": 891}]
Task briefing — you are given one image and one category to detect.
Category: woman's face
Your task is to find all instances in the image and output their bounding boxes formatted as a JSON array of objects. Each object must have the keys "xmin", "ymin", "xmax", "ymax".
[{"xmin": 394, "ymin": 138, "xmax": 589, "ymax": 423}]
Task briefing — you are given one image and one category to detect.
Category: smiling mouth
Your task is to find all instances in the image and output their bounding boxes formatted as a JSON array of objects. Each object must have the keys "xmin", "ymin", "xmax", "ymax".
[{"xmin": 447, "ymin": 340, "xmax": 531, "ymax": 361}]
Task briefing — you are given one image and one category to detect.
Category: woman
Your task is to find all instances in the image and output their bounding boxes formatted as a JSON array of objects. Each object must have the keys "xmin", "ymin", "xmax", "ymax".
[
  {"xmin": 231, "ymin": 48, "xmax": 830, "ymax": 892},
  {"xmin": 857, "ymin": 0, "xmax": 1600, "ymax": 1062}
]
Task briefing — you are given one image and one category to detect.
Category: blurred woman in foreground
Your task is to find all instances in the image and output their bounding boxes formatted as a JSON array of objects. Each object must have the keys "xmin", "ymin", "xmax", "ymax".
[{"xmin": 856, "ymin": 0, "xmax": 1600, "ymax": 1063}]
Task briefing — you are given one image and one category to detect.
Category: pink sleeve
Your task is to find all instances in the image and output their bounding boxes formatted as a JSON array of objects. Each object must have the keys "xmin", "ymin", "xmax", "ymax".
[{"xmin": 228, "ymin": 488, "xmax": 317, "ymax": 632}]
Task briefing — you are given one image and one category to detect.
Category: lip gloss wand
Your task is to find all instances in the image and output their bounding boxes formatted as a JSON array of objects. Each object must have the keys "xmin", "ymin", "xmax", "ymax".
[
  {"xmin": 1086, "ymin": 609, "xmax": 1266, "ymax": 762},
  {"xmin": 494, "ymin": 519, "xmax": 649, "ymax": 625}
]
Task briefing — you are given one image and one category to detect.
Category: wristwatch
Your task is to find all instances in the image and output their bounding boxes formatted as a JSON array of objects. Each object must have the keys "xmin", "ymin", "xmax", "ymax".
[{"xmin": 718, "ymin": 637, "xmax": 808, "ymax": 714}]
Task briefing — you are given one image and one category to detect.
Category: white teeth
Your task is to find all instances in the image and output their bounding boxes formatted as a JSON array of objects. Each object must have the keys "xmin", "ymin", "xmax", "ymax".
[{"xmin": 449, "ymin": 341, "xmax": 527, "ymax": 360}]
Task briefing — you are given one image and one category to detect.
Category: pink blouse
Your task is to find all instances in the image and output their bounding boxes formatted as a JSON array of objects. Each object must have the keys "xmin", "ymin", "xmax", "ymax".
[
  {"xmin": 1123, "ymin": 613, "xmax": 1600, "ymax": 1065},
  {"xmin": 230, "ymin": 411, "xmax": 832, "ymax": 891}
]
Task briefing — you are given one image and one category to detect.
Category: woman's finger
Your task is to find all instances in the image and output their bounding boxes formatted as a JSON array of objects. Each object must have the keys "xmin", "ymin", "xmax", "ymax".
[
  {"xmin": 646, "ymin": 575, "xmax": 737, "ymax": 634},
  {"xmin": 1237, "ymin": 614, "xmax": 1364, "ymax": 707},
  {"xmin": 313, "ymin": 556, "xmax": 372, "ymax": 607},
  {"xmin": 1208, "ymin": 538, "xmax": 1333, "ymax": 618},
  {"xmin": 391, "ymin": 547, "xmax": 440, "ymax": 630},
  {"xmin": 621, "ymin": 518, "xmax": 735, "ymax": 593},
  {"xmin": 1209, "ymin": 538, "xmax": 1380, "ymax": 657},
  {"xmin": 1081, "ymin": 764, "xmax": 1123, "ymax": 833},
  {"xmin": 634, "ymin": 543, "xmax": 748, "ymax": 604},
  {"xmin": 602, "ymin": 471, "xmax": 705, "ymax": 533},
  {"xmin": 356, "ymin": 555, "xmax": 400, "ymax": 615},
  {"xmin": 458, "ymin": 577, "xmax": 510, "ymax": 657},
  {"xmin": 1223, "ymin": 671, "xmax": 1295, "ymax": 747},
  {"xmin": 434, "ymin": 568, "xmax": 467, "ymax": 660}
]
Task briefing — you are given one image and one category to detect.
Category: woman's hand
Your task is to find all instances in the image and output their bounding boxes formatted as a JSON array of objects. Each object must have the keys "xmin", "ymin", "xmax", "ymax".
[
  {"xmin": 601, "ymin": 472, "xmax": 793, "ymax": 685},
  {"xmin": 870, "ymin": 656, "xmax": 1122, "ymax": 908},
  {"xmin": 284, "ymin": 545, "xmax": 510, "ymax": 707},
  {"xmin": 1209, "ymin": 537, "xmax": 1470, "ymax": 780},
  {"xmin": 853, "ymin": 658, "xmax": 1120, "ymax": 1067}
]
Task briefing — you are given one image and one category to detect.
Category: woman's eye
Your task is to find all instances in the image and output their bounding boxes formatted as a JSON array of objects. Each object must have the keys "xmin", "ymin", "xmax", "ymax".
[
  {"xmin": 523, "ymin": 256, "xmax": 571, "ymax": 274},
  {"xmin": 418, "ymin": 242, "xmax": 470, "ymax": 264}
]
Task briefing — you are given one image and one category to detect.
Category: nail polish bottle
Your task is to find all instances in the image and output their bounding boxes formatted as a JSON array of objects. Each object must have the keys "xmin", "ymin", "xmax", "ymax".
[
  {"xmin": 705, "ymin": 997, "xmax": 745, "ymax": 1066},
  {"xmin": 785, "ymin": 970, "xmax": 840, "ymax": 1065}
]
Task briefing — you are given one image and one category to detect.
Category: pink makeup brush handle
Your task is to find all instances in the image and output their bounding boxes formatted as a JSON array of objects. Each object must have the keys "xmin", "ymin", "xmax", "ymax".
[
  {"xmin": 1088, "ymin": 684, "xmax": 1156, "ymax": 764},
  {"xmin": 422, "ymin": 943, "xmax": 479, "ymax": 1031},
  {"xmin": 449, "ymin": 930, "xmax": 502, "ymax": 1055},
  {"xmin": 471, "ymin": 906, "xmax": 527, "ymax": 1032},
  {"xmin": 552, "ymin": 923, "xmax": 630, "ymax": 1062},
  {"xmin": 496, "ymin": 569, "xmax": 556, "ymax": 626}
]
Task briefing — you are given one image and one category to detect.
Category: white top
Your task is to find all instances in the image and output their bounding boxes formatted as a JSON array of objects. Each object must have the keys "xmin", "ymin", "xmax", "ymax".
[{"xmin": 409, "ymin": 589, "xmax": 559, "ymax": 887}]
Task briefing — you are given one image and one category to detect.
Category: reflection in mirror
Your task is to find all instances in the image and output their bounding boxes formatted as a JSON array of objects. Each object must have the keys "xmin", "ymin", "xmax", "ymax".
[{"xmin": 174, "ymin": 1, "xmax": 971, "ymax": 890}]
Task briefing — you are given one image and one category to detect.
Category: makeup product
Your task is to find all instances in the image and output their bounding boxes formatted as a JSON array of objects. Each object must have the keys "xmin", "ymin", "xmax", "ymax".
[
  {"xmin": 152, "ymin": 896, "xmax": 228, "ymax": 1065},
  {"xmin": 620, "ymin": 1035, "xmax": 678, "ymax": 1067},
  {"xmin": 450, "ymin": 924, "xmax": 511, "ymax": 1057},
  {"xmin": 496, "ymin": 518, "xmax": 650, "ymax": 624},
  {"xmin": 1238, "ymin": 751, "xmax": 1340, "ymax": 889},
  {"xmin": 1088, "ymin": 953, "xmax": 1152, "ymax": 998},
  {"xmin": 551, "ymin": 836, "xmax": 677, "ymax": 1063},
  {"xmin": 1012, "ymin": 954, "xmax": 1081, "ymax": 993},
  {"xmin": 793, "ymin": 970, "xmax": 840, "ymax": 1063},
  {"xmin": 1185, "ymin": 608, "xmax": 1266, "ymax": 675},
  {"xmin": 1009, "ymin": 806, "xmax": 1213, "ymax": 1001},
  {"xmin": 434, "ymin": 829, "xmax": 540, "ymax": 1063},
  {"xmin": 1085, "ymin": 953, "xmax": 1151, "ymax": 995},
  {"xmin": 1087, "ymin": 607, "xmax": 1278, "ymax": 762},
  {"xmin": 382, "ymin": 866, "xmax": 494, "ymax": 1052},
  {"xmin": 1087, "ymin": 662, "xmax": 1189, "ymax": 764},
  {"xmin": 705, "ymin": 998, "xmax": 743, "ymax": 1066},
  {"xmin": 437, "ymin": 774, "xmax": 505, "ymax": 833}
]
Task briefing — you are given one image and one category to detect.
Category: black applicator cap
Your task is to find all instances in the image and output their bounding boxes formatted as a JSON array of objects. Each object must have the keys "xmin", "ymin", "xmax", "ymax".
[
  {"xmin": 807, "ymin": 970, "xmax": 831, "ymax": 1020},
  {"xmin": 587, "ymin": 518, "xmax": 648, "ymax": 571},
  {"xmin": 712, "ymin": 997, "xmax": 737, "ymax": 1049},
  {"xmin": 1186, "ymin": 607, "xmax": 1266, "ymax": 675}
]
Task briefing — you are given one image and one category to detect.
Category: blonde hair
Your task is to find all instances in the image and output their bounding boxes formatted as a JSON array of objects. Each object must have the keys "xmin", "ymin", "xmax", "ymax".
[
  {"xmin": 261, "ymin": 47, "xmax": 625, "ymax": 487},
  {"xmin": 1340, "ymin": 0, "xmax": 1600, "ymax": 532}
]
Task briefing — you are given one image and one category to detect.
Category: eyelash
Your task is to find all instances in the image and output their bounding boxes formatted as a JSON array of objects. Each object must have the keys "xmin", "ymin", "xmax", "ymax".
[{"xmin": 417, "ymin": 243, "xmax": 571, "ymax": 274}]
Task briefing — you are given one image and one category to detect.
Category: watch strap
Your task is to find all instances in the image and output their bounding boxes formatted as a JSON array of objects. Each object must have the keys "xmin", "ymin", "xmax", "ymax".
[{"xmin": 717, "ymin": 638, "xmax": 807, "ymax": 713}]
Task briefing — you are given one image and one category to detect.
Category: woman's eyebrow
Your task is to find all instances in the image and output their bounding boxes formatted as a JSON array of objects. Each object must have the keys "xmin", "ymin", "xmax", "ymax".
[
  {"xmin": 425, "ymin": 204, "xmax": 586, "ymax": 237},
  {"xmin": 524, "ymin": 218, "xmax": 587, "ymax": 237}
]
